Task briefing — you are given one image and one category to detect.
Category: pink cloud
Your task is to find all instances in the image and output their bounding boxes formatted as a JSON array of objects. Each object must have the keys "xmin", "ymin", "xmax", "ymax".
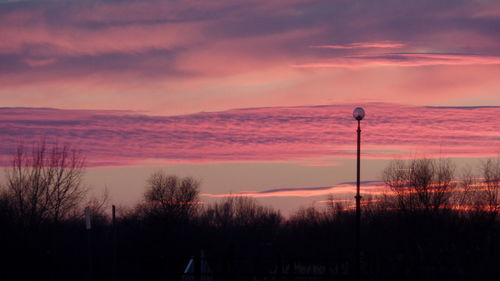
[
  {"xmin": 201, "ymin": 181, "xmax": 386, "ymax": 198},
  {"xmin": 0, "ymin": 103, "xmax": 498, "ymax": 167},
  {"xmin": 292, "ymin": 53, "xmax": 500, "ymax": 68},
  {"xmin": 2, "ymin": 0, "xmax": 500, "ymax": 114},
  {"xmin": 0, "ymin": 19, "xmax": 205, "ymax": 56},
  {"xmin": 310, "ymin": 42, "xmax": 404, "ymax": 49}
]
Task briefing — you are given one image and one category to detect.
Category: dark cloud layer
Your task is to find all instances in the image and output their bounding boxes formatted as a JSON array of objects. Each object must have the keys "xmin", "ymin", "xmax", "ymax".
[{"xmin": 3, "ymin": 0, "xmax": 500, "ymax": 81}]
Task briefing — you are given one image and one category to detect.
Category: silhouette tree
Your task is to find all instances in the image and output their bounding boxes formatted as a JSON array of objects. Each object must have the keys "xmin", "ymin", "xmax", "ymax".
[
  {"xmin": 383, "ymin": 157, "xmax": 456, "ymax": 215},
  {"xmin": 203, "ymin": 196, "xmax": 282, "ymax": 228},
  {"xmin": 481, "ymin": 158, "xmax": 500, "ymax": 218},
  {"xmin": 141, "ymin": 171, "xmax": 200, "ymax": 222},
  {"xmin": 459, "ymin": 158, "xmax": 500, "ymax": 222},
  {"xmin": 3, "ymin": 141, "xmax": 86, "ymax": 226}
]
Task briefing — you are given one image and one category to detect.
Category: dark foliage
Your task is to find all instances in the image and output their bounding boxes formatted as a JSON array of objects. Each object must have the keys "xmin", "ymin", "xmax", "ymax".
[{"xmin": 0, "ymin": 157, "xmax": 498, "ymax": 281}]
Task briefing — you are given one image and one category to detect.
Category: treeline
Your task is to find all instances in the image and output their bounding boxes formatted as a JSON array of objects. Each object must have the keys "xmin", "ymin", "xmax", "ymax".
[{"xmin": 0, "ymin": 143, "xmax": 498, "ymax": 281}]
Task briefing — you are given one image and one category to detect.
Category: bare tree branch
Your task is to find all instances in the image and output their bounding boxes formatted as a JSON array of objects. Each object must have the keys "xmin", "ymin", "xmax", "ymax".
[{"xmin": 4, "ymin": 141, "xmax": 87, "ymax": 226}]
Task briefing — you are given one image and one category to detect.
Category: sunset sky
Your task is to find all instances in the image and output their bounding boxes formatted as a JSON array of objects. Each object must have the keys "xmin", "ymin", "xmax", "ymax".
[{"xmin": 1, "ymin": 0, "xmax": 499, "ymax": 214}]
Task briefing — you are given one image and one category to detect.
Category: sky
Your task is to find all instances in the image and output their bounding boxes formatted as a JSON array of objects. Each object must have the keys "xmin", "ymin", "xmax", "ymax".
[{"xmin": 1, "ymin": 0, "xmax": 499, "ymax": 214}]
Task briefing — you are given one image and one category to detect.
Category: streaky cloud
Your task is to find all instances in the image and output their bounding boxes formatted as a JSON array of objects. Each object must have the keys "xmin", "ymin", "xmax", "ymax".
[
  {"xmin": 426, "ymin": 106, "xmax": 500, "ymax": 110},
  {"xmin": 0, "ymin": 103, "xmax": 498, "ymax": 166},
  {"xmin": 201, "ymin": 181, "xmax": 386, "ymax": 198},
  {"xmin": 2, "ymin": 0, "xmax": 500, "ymax": 112},
  {"xmin": 293, "ymin": 53, "xmax": 500, "ymax": 68},
  {"xmin": 310, "ymin": 42, "xmax": 404, "ymax": 49}
]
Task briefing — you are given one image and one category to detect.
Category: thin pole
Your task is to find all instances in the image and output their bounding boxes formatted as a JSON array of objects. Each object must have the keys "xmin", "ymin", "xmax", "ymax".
[
  {"xmin": 85, "ymin": 206, "xmax": 93, "ymax": 281},
  {"xmin": 355, "ymin": 119, "xmax": 362, "ymax": 281},
  {"xmin": 112, "ymin": 205, "xmax": 117, "ymax": 281},
  {"xmin": 87, "ymin": 228, "xmax": 93, "ymax": 281}
]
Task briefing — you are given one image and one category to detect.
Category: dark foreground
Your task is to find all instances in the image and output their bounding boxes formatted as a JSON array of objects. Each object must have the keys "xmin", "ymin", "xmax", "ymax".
[{"xmin": 1, "ymin": 205, "xmax": 498, "ymax": 281}]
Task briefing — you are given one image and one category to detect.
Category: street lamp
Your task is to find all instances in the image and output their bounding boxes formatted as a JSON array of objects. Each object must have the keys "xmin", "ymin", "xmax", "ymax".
[{"xmin": 353, "ymin": 107, "xmax": 365, "ymax": 281}]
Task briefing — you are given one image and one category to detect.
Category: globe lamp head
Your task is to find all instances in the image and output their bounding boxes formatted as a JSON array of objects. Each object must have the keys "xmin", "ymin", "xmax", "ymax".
[{"xmin": 353, "ymin": 107, "xmax": 365, "ymax": 121}]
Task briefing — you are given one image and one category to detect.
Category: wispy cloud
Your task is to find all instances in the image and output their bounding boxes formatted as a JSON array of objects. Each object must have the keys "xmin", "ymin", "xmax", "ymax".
[
  {"xmin": 201, "ymin": 181, "xmax": 386, "ymax": 198},
  {"xmin": 310, "ymin": 42, "xmax": 404, "ymax": 49},
  {"xmin": 0, "ymin": 103, "xmax": 498, "ymax": 166},
  {"xmin": 1, "ymin": 0, "xmax": 500, "ymax": 114},
  {"xmin": 293, "ymin": 53, "xmax": 500, "ymax": 68}
]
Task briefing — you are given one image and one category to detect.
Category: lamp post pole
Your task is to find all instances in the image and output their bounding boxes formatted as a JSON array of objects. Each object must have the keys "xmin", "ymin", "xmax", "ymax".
[
  {"xmin": 353, "ymin": 107, "xmax": 365, "ymax": 281},
  {"xmin": 85, "ymin": 206, "xmax": 93, "ymax": 281}
]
